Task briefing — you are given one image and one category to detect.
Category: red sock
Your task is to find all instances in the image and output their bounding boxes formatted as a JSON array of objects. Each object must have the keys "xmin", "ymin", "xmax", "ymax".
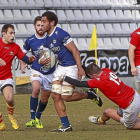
[
  {"xmin": 0, "ymin": 112, "xmax": 3, "ymax": 123},
  {"xmin": 6, "ymin": 103, "xmax": 14, "ymax": 116}
]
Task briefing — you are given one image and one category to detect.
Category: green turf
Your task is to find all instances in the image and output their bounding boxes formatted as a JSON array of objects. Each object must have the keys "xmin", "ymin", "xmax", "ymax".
[{"xmin": 0, "ymin": 91, "xmax": 140, "ymax": 140}]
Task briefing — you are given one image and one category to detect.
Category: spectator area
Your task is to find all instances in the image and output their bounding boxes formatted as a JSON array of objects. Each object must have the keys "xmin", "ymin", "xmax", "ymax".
[{"xmin": 0, "ymin": 0, "xmax": 139, "ymax": 50}]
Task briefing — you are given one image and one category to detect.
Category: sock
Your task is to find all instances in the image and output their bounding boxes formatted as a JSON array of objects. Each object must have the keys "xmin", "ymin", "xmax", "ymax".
[
  {"xmin": 120, "ymin": 117, "xmax": 124, "ymax": 124},
  {"xmin": 0, "ymin": 112, "xmax": 3, "ymax": 123},
  {"xmin": 6, "ymin": 103, "xmax": 14, "ymax": 116},
  {"xmin": 98, "ymin": 117, "xmax": 105, "ymax": 124},
  {"xmin": 30, "ymin": 96, "xmax": 38, "ymax": 120},
  {"xmin": 86, "ymin": 91, "xmax": 94, "ymax": 99},
  {"xmin": 60, "ymin": 116, "xmax": 70, "ymax": 127},
  {"xmin": 36, "ymin": 100, "xmax": 47, "ymax": 119}
]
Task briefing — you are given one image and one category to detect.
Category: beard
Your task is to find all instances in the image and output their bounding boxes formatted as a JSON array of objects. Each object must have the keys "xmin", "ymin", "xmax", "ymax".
[
  {"xmin": 36, "ymin": 30, "xmax": 45, "ymax": 36},
  {"xmin": 44, "ymin": 24, "xmax": 51, "ymax": 33}
]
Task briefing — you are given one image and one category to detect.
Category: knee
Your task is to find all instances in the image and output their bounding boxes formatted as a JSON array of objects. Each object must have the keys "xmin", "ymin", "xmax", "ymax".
[
  {"xmin": 41, "ymin": 93, "xmax": 50, "ymax": 104},
  {"xmin": 6, "ymin": 98, "xmax": 14, "ymax": 106},
  {"xmin": 41, "ymin": 98, "xmax": 49, "ymax": 104},
  {"xmin": 32, "ymin": 87, "xmax": 40, "ymax": 97},
  {"xmin": 51, "ymin": 92, "xmax": 61, "ymax": 102},
  {"xmin": 104, "ymin": 108, "xmax": 112, "ymax": 115}
]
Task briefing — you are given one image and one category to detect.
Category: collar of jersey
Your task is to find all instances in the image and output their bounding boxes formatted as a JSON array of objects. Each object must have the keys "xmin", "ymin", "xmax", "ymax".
[
  {"xmin": 48, "ymin": 26, "xmax": 56, "ymax": 37},
  {"xmin": 35, "ymin": 32, "xmax": 47, "ymax": 39}
]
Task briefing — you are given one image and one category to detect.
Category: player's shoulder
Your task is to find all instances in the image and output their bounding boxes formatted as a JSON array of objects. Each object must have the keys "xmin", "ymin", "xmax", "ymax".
[
  {"xmin": 13, "ymin": 42, "xmax": 21, "ymax": 49},
  {"xmin": 55, "ymin": 27, "xmax": 69, "ymax": 35},
  {"xmin": 26, "ymin": 34, "xmax": 36, "ymax": 42},
  {"xmin": 131, "ymin": 27, "xmax": 140, "ymax": 37},
  {"xmin": 102, "ymin": 68, "xmax": 112, "ymax": 73}
]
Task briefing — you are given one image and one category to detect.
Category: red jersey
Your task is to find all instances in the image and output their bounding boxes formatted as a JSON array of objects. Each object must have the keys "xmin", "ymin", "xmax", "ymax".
[
  {"xmin": 87, "ymin": 68, "xmax": 135, "ymax": 109},
  {"xmin": 0, "ymin": 38, "xmax": 25, "ymax": 80},
  {"xmin": 130, "ymin": 27, "xmax": 140, "ymax": 66}
]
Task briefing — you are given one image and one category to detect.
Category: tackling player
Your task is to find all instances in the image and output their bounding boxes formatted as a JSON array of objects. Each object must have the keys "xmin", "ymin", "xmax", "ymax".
[
  {"xmin": 20, "ymin": 16, "xmax": 55, "ymax": 129},
  {"xmin": 59, "ymin": 63, "xmax": 140, "ymax": 130},
  {"xmin": 40, "ymin": 11, "xmax": 102, "ymax": 132},
  {"xmin": 0, "ymin": 24, "xmax": 36, "ymax": 131}
]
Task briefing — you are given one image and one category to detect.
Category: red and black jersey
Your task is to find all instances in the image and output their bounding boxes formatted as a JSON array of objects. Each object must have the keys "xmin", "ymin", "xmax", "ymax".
[
  {"xmin": 130, "ymin": 27, "xmax": 140, "ymax": 66},
  {"xmin": 87, "ymin": 68, "xmax": 135, "ymax": 109},
  {"xmin": 0, "ymin": 38, "xmax": 25, "ymax": 80}
]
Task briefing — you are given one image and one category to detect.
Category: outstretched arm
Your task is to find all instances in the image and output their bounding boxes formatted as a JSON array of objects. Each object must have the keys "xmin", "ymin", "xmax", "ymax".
[
  {"xmin": 19, "ymin": 59, "xmax": 27, "ymax": 74},
  {"xmin": 60, "ymin": 75, "xmax": 90, "ymax": 88},
  {"xmin": 21, "ymin": 55, "xmax": 36, "ymax": 65}
]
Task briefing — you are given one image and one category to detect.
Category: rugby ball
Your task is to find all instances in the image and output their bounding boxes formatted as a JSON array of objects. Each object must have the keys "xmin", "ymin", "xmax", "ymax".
[{"xmin": 39, "ymin": 49, "xmax": 56, "ymax": 70}]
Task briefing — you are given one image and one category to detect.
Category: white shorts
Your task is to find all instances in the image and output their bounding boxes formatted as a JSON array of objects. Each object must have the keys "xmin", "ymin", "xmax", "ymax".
[
  {"xmin": 0, "ymin": 78, "xmax": 14, "ymax": 92},
  {"xmin": 52, "ymin": 65, "xmax": 78, "ymax": 85},
  {"xmin": 30, "ymin": 69, "xmax": 53, "ymax": 91},
  {"xmin": 136, "ymin": 65, "xmax": 140, "ymax": 82},
  {"xmin": 120, "ymin": 91, "xmax": 140, "ymax": 128}
]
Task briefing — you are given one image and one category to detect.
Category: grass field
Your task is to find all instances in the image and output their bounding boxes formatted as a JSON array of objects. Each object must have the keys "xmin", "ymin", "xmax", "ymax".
[{"xmin": 0, "ymin": 90, "xmax": 140, "ymax": 140}]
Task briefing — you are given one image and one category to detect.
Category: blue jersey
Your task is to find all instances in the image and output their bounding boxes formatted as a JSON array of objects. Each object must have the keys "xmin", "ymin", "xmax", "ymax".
[
  {"xmin": 23, "ymin": 34, "xmax": 55, "ymax": 75},
  {"xmin": 44, "ymin": 27, "xmax": 76, "ymax": 66}
]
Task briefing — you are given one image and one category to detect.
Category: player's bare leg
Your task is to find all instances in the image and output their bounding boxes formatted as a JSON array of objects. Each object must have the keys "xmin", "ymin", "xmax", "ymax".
[
  {"xmin": 52, "ymin": 92, "xmax": 72, "ymax": 132},
  {"xmin": 102, "ymin": 108, "xmax": 121, "ymax": 123},
  {"xmin": 61, "ymin": 91, "xmax": 88, "ymax": 102},
  {"xmin": 61, "ymin": 88, "xmax": 102, "ymax": 107},
  {"xmin": 51, "ymin": 80, "xmax": 72, "ymax": 132},
  {"xmin": 32, "ymin": 80, "xmax": 40, "ymax": 98},
  {"xmin": 52, "ymin": 92, "xmax": 67, "ymax": 117},
  {"xmin": 3, "ymin": 86, "xmax": 19, "ymax": 129},
  {"xmin": 89, "ymin": 109, "xmax": 121, "ymax": 124},
  {"xmin": 128, "ymin": 118, "xmax": 140, "ymax": 130}
]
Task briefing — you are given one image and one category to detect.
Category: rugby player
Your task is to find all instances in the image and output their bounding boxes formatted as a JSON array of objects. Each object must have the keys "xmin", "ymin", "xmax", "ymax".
[
  {"xmin": 20, "ymin": 16, "xmax": 55, "ymax": 129},
  {"xmin": 0, "ymin": 24, "xmax": 36, "ymax": 130},
  {"xmin": 40, "ymin": 11, "xmax": 102, "ymax": 132}
]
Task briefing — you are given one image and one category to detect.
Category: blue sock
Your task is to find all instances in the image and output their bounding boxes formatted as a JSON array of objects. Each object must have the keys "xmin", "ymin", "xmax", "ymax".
[
  {"xmin": 30, "ymin": 96, "xmax": 38, "ymax": 120},
  {"xmin": 86, "ymin": 91, "xmax": 94, "ymax": 99},
  {"xmin": 60, "ymin": 116, "xmax": 70, "ymax": 127},
  {"xmin": 36, "ymin": 100, "xmax": 47, "ymax": 119}
]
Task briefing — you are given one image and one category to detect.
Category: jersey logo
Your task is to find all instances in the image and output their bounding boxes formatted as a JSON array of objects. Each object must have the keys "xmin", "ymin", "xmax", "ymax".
[
  {"xmin": 53, "ymin": 39, "xmax": 56, "ymax": 44},
  {"xmin": 4, "ymin": 47, "xmax": 9, "ymax": 49},
  {"xmin": 136, "ymin": 31, "xmax": 140, "ymax": 35},
  {"xmin": 55, "ymin": 31, "xmax": 58, "ymax": 35},
  {"xmin": 50, "ymin": 43, "xmax": 54, "ymax": 48},
  {"xmin": 29, "ymin": 37, "xmax": 35, "ymax": 40},
  {"xmin": 9, "ymin": 51, "xmax": 14, "ymax": 55},
  {"xmin": 37, "ymin": 45, "xmax": 44, "ymax": 50},
  {"xmin": 96, "ymin": 78, "xmax": 100, "ymax": 81},
  {"xmin": 33, "ymin": 74, "xmax": 38, "ymax": 77}
]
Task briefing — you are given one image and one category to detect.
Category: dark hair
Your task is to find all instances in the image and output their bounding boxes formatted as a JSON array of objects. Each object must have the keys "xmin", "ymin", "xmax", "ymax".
[
  {"xmin": 1, "ymin": 24, "xmax": 14, "ymax": 35},
  {"xmin": 86, "ymin": 63, "xmax": 101, "ymax": 75},
  {"xmin": 42, "ymin": 11, "xmax": 58, "ymax": 26},
  {"xmin": 34, "ymin": 16, "xmax": 42, "ymax": 25}
]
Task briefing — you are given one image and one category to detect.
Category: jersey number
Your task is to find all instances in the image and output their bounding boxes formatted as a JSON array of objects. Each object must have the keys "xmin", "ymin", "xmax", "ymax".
[{"xmin": 109, "ymin": 72, "xmax": 121, "ymax": 85}]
